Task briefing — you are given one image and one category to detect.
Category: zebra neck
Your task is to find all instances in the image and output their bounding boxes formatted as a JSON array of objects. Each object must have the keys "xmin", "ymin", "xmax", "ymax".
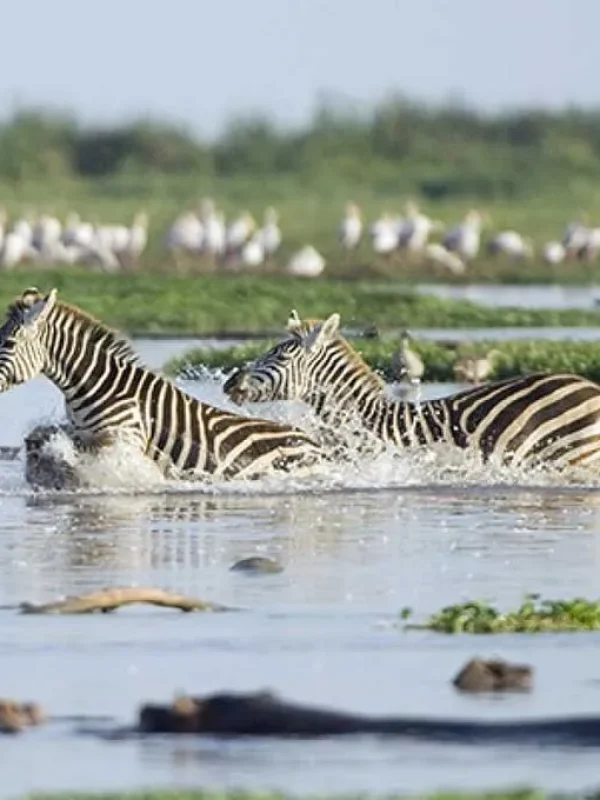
[{"xmin": 41, "ymin": 310, "xmax": 135, "ymax": 398}]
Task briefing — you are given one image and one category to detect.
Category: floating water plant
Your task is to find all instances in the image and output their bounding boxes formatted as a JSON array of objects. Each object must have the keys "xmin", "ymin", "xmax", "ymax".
[{"xmin": 403, "ymin": 595, "xmax": 600, "ymax": 634}]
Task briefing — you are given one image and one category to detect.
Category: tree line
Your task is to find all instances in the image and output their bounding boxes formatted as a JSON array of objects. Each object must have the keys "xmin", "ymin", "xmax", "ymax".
[{"xmin": 2, "ymin": 96, "xmax": 600, "ymax": 199}]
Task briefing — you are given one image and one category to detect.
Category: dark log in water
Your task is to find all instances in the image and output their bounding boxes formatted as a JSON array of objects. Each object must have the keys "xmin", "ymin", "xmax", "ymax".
[
  {"xmin": 137, "ymin": 689, "xmax": 600, "ymax": 745},
  {"xmin": 20, "ymin": 587, "xmax": 231, "ymax": 614},
  {"xmin": 230, "ymin": 557, "xmax": 284, "ymax": 574}
]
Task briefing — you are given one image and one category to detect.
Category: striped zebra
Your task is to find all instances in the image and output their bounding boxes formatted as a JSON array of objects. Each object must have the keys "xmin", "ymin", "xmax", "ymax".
[
  {"xmin": 0, "ymin": 289, "xmax": 322, "ymax": 488},
  {"xmin": 223, "ymin": 310, "xmax": 600, "ymax": 470}
]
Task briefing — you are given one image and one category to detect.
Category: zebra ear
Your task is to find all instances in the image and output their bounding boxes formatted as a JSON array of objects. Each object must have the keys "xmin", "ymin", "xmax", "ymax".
[
  {"xmin": 22, "ymin": 288, "xmax": 57, "ymax": 328},
  {"xmin": 305, "ymin": 313, "xmax": 340, "ymax": 351},
  {"xmin": 287, "ymin": 309, "xmax": 302, "ymax": 333}
]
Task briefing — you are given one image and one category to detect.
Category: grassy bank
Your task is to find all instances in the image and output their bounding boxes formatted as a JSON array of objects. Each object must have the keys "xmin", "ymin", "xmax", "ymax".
[
  {"xmin": 1, "ymin": 271, "xmax": 598, "ymax": 335},
  {"xmin": 167, "ymin": 339, "xmax": 600, "ymax": 384},
  {"xmin": 27, "ymin": 791, "xmax": 587, "ymax": 800}
]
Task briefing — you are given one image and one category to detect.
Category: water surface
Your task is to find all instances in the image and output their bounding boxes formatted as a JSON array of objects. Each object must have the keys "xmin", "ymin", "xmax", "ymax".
[{"xmin": 3, "ymin": 343, "xmax": 600, "ymax": 797}]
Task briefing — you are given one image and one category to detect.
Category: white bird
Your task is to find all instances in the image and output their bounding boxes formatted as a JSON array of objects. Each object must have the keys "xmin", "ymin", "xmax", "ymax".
[
  {"xmin": 123, "ymin": 211, "xmax": 149, "ymax": 264},
  {"xmin": 562, "ymin": 219, "xmax": 589, "ymax": 257},
  {"xmin": 423, "ymin": 243, "xmax": 466, "ymax": 275},
  {"xmin": 487, "ymin": 230, "xmax": 533, "ymax": 260},
  {"xmin": 391, "ymin": 331, "xmax": 424, "ymax": 384},
  {"xmin": 165, "ymin": 210, "xmax": 204, "ymax": 254},
  {"xmin": 397, "ymin": 202, "xmax": 440, "ymax": 253},
  {"xmin": 94, "ymin": 218, "xmax": 132, "ymax": 256},
  {"xmin": 240, "ymin": 232, "xmax": 266, "ymax": 268},
  {"xmin": 203, "ymin": 209, "xmax": 226, "ymax": 260},
  {"xmin": 32, "ymin": 214, "xmax": 62, "ymax": 256},
  {"xmin": 285, "ymin": 245, "xmax": 326, "ymax": 278},
  {"xmin": 577, "ymin": 227, "xmax": 600, "ymax": 261},
  {"xmin": 11, "ymin": 213, "xmax": 35, "ymax": 248},
  {"xmin": 369, "ymin": 213, "xmax": 399, "ymax": 255},
  {"xmin": 454, "ymin": 350, "xmax": 501, "ymax": 385},
  {"xmin": 260, "ymin": 207, "xmax": 282, "ymax": 258},
  {"xmin": 225, "ymin": 211, "xmax": 255, "ymax": 255},
  {"xmin": 63, "ymin": 212, "xmax": 95, "ymax": 249},
  {"xmin": 443, "ymin": 210, "xmax": 485, "ymax": 260},
  {"xmin": 0, "ymin": 231, "xmax": 35, "ymax": 270},
  {"xmin": 542, "ymin": 241, "xmax": 566, "ymax": 265},
  {"xmin": 339, "ymin": 202, "xmax": 362, "ymax": 250}
]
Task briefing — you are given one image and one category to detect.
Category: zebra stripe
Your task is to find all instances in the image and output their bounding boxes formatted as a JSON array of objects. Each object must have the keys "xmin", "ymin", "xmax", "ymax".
[
  {"xmin": 0, "ymin": 288, "xmax": 321, "ymax": 483},
  {"xmin": 223, "ymin": 312, "xmax": 600, "ymax": 470}
]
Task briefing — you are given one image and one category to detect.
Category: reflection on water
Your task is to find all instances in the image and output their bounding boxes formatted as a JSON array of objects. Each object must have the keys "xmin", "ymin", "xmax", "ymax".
[{"xmin": 4, "ymin": 355, "xmax": 600, "ymax": 795}]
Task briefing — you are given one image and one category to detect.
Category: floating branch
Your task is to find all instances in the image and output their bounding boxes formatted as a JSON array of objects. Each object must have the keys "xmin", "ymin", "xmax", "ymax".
[{"xmin": 19, "ymin": 587, "xmax": 232, "ymax": 615}]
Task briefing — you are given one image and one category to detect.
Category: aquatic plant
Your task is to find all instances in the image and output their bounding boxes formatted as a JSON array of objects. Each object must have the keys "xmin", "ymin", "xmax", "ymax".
[{"xmin": 404, "ymin": 595, "xmax": 600, "ymax": 634}]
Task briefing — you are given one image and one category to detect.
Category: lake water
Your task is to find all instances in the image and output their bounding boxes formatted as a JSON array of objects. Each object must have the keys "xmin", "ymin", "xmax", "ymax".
[
  {"xmin": 4, "ymin": 340, "xmax": 600, "ymax": 797},
  {"xmin": 415, "ymin": 283, "xmax": 600, "ymax": 311}
]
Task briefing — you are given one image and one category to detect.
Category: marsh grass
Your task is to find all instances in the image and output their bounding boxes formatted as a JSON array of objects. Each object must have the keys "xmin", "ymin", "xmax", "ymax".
[
  {"xmin": 25, "ymin": 790, "xmax": 594, "ymax": 800},
  {"xmin": 1, "ymin": 272, "xmax": 598, "ymax": 335},
  {"xmin": 168, "ymin": 338, "xmax": 600, "ymax": 384}
]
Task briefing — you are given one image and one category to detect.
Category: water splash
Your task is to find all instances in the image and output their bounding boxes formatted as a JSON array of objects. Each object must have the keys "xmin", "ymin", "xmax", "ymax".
[{"xmin": 3, "ymin": 373, "xmax": 600, "ymax": 497}]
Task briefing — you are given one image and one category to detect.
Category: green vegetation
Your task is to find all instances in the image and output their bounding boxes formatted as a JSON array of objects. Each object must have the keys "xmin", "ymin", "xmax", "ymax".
[
  {"xmin": 1, "ymin": 272, "xmax": 598, "ymax": 335},
  {"xmin": 5, "ymin": 105, "xmax": 600, "ymax": 281},
  {"xmin": 26, "ymin": 791, "xmax": 600, "ymax": 800},
  {"xmin": 167, "ymin": 338, "xmax": 600, "ymax": 384},
  {"xmin": 8, "ymin": 101, "xmax": 600, "ymax": 199},
  {"xmin": 404, "ymin": 596, "xmax": 600, "ymax": 634}
]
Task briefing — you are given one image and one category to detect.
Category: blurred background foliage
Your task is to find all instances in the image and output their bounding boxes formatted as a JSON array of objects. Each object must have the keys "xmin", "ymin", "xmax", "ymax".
[{"xmin": 2, "ymin": 96, "xmax": 600, "ymax": 199}]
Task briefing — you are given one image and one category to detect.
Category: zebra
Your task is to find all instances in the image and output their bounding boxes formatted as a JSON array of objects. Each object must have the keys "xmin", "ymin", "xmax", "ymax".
[
  {"xmin": 0, "ymin": 288, "xmax": 322, "ymax": 489},
  {"xmin": 223, "ymin": 310, "xmax": 600, "ymax": 470}
]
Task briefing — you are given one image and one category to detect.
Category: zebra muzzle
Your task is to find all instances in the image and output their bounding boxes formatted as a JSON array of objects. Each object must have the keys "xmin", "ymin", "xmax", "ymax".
[{"xmin": 223, "ymin": 369, "xmax": 250, "ymax": 405}]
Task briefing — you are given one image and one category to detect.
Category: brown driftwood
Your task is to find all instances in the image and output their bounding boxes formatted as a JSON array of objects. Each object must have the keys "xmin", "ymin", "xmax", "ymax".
[
  {"xmin": 19, "ymin": 587, "xmax": 231, "ymax": 615},
  {"xmin": 135, "ymin": 689, "xmax": 600, "ymax": 744},
  {"xmin": 0, "ymin": 700, "xmax": 46, "ymax": 734},
  {"xmin": 453, "ymin": 658, "xmax": 533, "ymax": 693}
]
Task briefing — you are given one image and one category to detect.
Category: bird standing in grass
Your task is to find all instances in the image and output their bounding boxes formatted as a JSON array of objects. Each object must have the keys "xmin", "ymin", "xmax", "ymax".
[
  {"xmin": 453, "ymin": 350, "xmax": 501, "ymax": 385},
  {"xmin": 339, "ymin": 202, "xmax": 363, "ymax": 252},
  {"xmin": 391, "ymin": 331, "xmax": 425, "ymax": 385}
]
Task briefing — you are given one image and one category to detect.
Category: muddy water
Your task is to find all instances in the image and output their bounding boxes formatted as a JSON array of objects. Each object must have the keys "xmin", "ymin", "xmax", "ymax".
[{"xmin": 3, "ymin": 341, "xmax": 600, "ymax": 796}]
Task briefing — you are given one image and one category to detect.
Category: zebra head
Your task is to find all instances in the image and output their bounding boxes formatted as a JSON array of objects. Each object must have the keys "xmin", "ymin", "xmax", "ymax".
[
  {"xmin": 0, "ymin": 287, "xmax": 57, "ymax": 391},
  {"xmin": 224, "ymin": 310, "xmax": 341, "ymax": 405}
]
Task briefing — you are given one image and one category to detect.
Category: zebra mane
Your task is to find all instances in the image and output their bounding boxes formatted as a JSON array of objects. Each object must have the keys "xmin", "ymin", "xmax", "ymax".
[
  {"xmin": 58, "ymin": 302, "xmax": 140, "ymax": 363},
  {"xmin": 290, "ymin": 318, "xmax": 386, "ymax": 394},
  {"xmin": 7, "ymin": 295, "xmax": 140, "ymax": 365}
]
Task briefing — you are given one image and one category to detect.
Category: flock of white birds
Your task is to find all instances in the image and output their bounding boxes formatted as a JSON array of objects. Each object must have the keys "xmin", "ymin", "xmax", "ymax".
[
  {"xmin": 0, "ymin": 196, "xmax": 596, "ymax": 277},
  {"xmin": 0, "ymin": 208, "xmax": 149, "ymax": 272}
]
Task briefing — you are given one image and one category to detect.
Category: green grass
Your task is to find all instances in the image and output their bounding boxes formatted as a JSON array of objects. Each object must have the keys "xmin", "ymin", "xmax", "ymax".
[
  {"xmin": 167, "ymin": 339, "xmax": 600, "ymax": 384},
  {"xmin": 403, "ymin": 596, "xmax": 600, "ymax": 634},
  {"xmin": 5, "ymin": 172, "xmax": 600, "ymax": 284},
  {"xmin": 26, "ymin": 790, "xmax": 600, "ymax": 800},
  {"xmin": 2, "ymin": 271, "xmax": 600, "ymax": 335}
]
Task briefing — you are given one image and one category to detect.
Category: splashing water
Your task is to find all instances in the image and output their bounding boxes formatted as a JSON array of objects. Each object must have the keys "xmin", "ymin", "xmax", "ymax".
[{"xmin": 4, "ymin": 371, "xmax": 600, "ymax": 497}]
